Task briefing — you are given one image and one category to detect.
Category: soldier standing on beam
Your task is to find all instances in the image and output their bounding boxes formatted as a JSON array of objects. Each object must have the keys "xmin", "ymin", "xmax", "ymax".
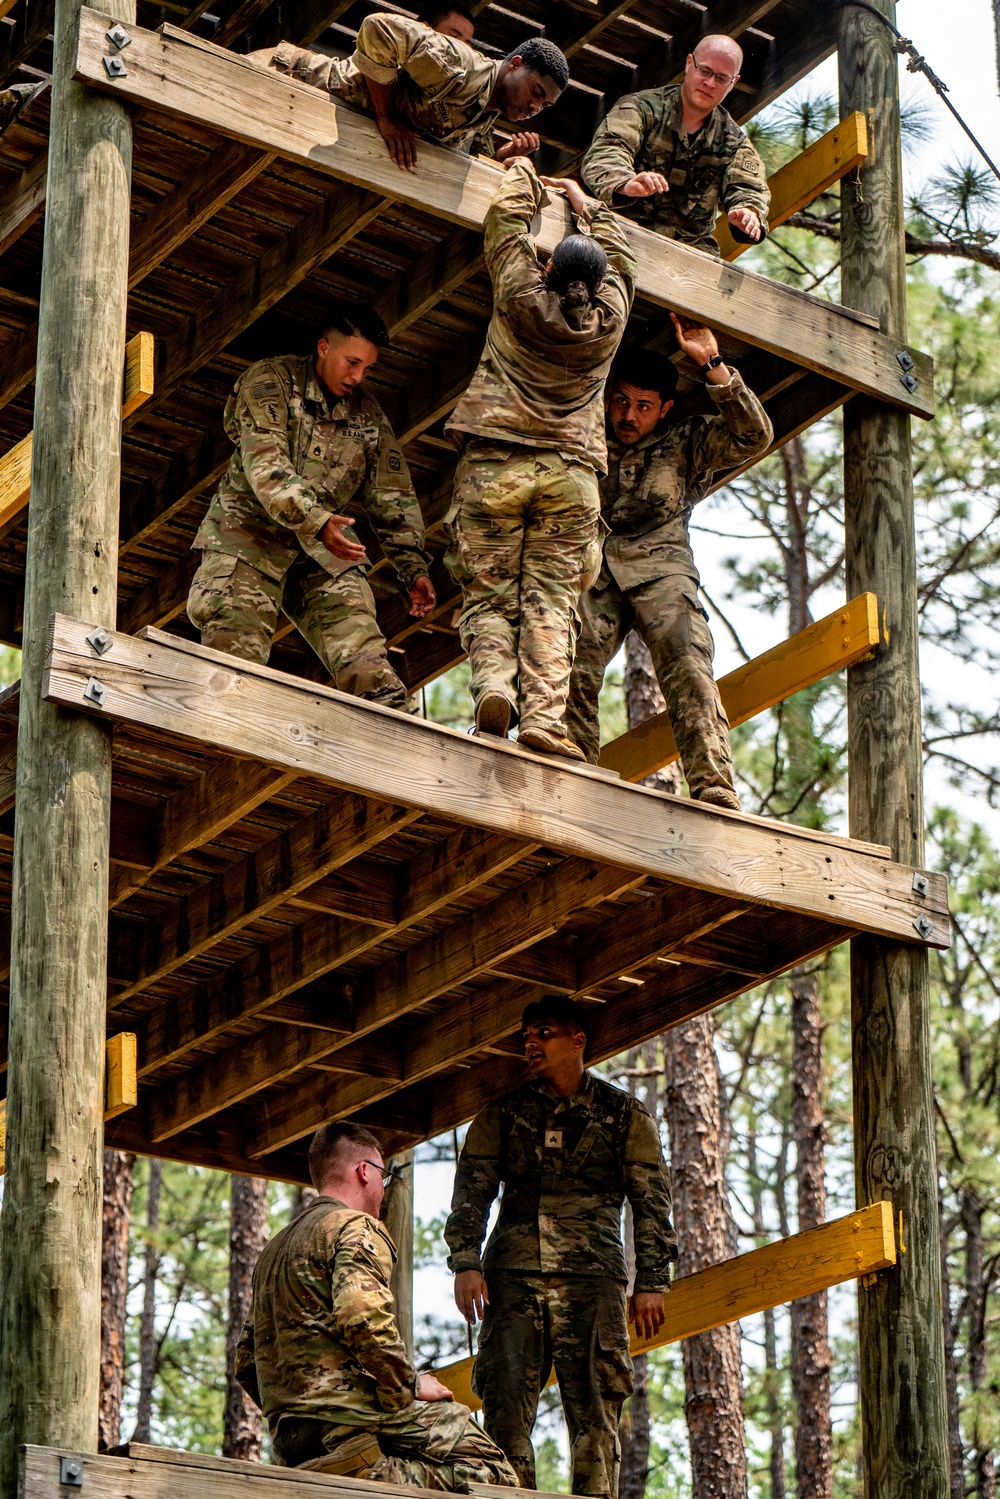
[
  {"xmin": 443, "ymin": 158, "xmax": 636, "ymax": 760},
  {"xmin": 445, "ymin": 997, "xmax": 676, "ymax": 1498},
  {"xmin": 188, "ymin": 304, "xmax": 435, "ymax": 710},
  {"xmin": 581, "ymin": 34, "xmax": 770, "ymax": 258}
]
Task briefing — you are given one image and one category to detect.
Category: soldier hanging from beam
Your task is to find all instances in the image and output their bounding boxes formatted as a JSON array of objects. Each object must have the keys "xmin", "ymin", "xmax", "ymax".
[
  {"xmin": 441, "ymin": 158, "xmax": 635, "ymax": 761},
  {"xmin": 582, "ymin": 35, "xmax": 771, "ymax": 258},
  {"xmin": 187, "ymin": 304, "xmax": 435, "ymax": 710},
  {"xmin": 236, "ymin": 1122, "xmax": 517, "ymax": 1486},
  {"xmin": 445, "ymin": 997, "xmax": 677, "ymax": 1499},
  {"xmin": 247, "ymin": 13, "xmax": 569, "ymax": 171},
  {"xmin": 565, "ymin": 336, "xmax": 773, "ymax": 809}
]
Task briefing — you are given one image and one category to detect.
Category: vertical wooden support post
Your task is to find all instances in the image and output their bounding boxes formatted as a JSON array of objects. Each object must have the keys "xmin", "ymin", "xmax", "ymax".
[
  {"xmin": 838, "ymin": 4, "xmax": 949, "ymax": 1494},
  {"xmin": 0, "ymin": 0, "xmax": 134, "ymax": 1483},
  {"xmin": 382, "ymin": 1149, "xmax": 415, "ymax": 1358}
]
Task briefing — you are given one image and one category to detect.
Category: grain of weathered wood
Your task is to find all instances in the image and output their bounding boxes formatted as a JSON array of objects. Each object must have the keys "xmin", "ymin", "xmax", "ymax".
[
  {"xmin": 43, "ymin": 618, "xmax": 950, "ymax": 946},
  {"xmin": 19, "ymin": 1444, "xmax": 405, "ymax": 1497},
  {"xmin": 0, "ymin": 149, "xmax": 47, "ymax": 259},
  {"xmin": 72, "ymin": 9, "xmax": 935, "ymax": 418},
  {"xmin": 839, "ymin": 4, "xmax": 950, "ymax": 1493}
]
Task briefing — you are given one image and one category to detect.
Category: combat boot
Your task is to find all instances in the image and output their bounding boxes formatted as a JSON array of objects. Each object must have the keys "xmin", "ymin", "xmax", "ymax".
[{"xmin": 518, "ymin": 726, "xmax": 585, "ymax": 762}]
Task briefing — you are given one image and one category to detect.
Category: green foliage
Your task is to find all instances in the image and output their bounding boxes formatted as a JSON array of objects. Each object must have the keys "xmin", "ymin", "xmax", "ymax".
[{"xmin": 0, "ymin": 644, "xmax": 19, "ymax": 686}]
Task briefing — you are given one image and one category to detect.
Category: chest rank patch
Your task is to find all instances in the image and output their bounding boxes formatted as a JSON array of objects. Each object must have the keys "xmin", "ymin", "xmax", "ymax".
[{"xmin": 544, "ymin": 1129, "xmax": 564, "ymax": 1151}]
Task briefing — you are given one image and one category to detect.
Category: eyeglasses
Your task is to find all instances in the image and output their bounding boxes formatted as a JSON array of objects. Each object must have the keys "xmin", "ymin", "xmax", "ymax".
[
  {"xmin": 691, "ymin": 60, "xmax": 737, "ymax": 87},
  {"xmin": 363, "ymin": 1160, "xmax": 405, "ymax": 1188}
]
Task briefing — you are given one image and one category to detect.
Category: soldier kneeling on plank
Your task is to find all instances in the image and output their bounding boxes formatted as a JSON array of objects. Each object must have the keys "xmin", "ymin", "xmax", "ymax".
[
  {"xmin": 188, "ymin": 305, "xmax": 435, "ymax": 711},
  {"xmin": 236, "ymin": 1121, "xmax": 517, "ymax": 1489},
  {"xmin": 445, "ymin": 997, "xmax": 677, "ymax": 1498}
]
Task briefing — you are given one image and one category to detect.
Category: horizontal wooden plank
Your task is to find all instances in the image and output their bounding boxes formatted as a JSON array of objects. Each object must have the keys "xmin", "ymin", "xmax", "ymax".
[
  {"xmin": 43, "ymin": 616, "xmax": 951, "ymax": 947},
  {"xmin": 600, "ymin": 593, "xmax": 881, "ymax": 782},
  {"xmin": 73, "ymin": 8, "xmax": 935, "ymax": 418},
  {"xmin": 435, "ymin": 1202, "xmax": 896, "ymax": 1408},
  {"xmin": 0, "ymin": 149, "xmax": 47, "ymax": 260},
  {"xmin": 19, "ymin": 1445, "xmax": 406, "ymax": 1497}
]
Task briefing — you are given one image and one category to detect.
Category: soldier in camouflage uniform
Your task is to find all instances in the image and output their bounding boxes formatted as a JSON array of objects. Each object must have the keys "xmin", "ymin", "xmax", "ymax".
[
  {"xmin": 445, "ymin": 997, "xmax": 676, "ymax": 1497},
  {"xmin": 582, "ymin": 34, "xmax": 769, "ymax": 257},
  {"xmin": 443, "ymin": 160, "xmax": 636, "ymax": 760},
  {"xmin": 237, "ymin": 1120, "xmax": 517, "ymax": 1489},
  {"xmin": 250, "ymin": 15, "xmax": 568, "ymax": 169},
  {"xmin": 188, "ymin": 305, "xmax": 435, "ymax": 710},
  {"xmin": 565, "ymin": 323, "xmax": 773, "ymax": 809}
]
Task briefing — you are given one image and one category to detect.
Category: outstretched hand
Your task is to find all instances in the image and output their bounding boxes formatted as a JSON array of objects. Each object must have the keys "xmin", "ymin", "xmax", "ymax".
[
  {"xmin": 727, "ymin": 206, "xmax": 761, "ymax": 241},
  {"xmin": 376, "ymin": 113, "xmax": 420, "ymax": 171},
  {"xmin": 540, "ymin": 175, "xmax": 587, "ymax": 217},
  {"xmin": 409, "ymin": 576, "xmax": 437, "ymax": 619},
  {"xmin": 669, "ymin": 312, "xmax": 719, "ymax": 368},
  {"xmin": 497, "ymin": 132, "xmax": 540, "ymax": 162},
  {"xmin": 619, "ymin": 171, "xmax": 669, "ymax": 199},
  {"xmin": 319, "ymin": 514, "xmax": 368, "ymax": 563},
  {"xmin": 628, "ymin": 1291, "xmax": 666, "ymax": 1342}
]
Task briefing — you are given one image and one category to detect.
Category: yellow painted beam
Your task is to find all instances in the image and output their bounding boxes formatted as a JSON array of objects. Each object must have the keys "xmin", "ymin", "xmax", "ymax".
[
  {"xmin": 0, "ymin": 331, "xmax": 154, "ymax": 533},
  {"xmin": 716, "ymin": 111, "xmax": 869, "ymax": 261},
  {"xmin": 437, "ymin": 1202, "xmax": 896, "ymax": 1409},
  {"xmin": 0, "ymin": 1034, "xmax": 138, "ymax": 1174},
  {"xmin": 600, "ymin": 591, "xmax": 879, "ymax": 783}
]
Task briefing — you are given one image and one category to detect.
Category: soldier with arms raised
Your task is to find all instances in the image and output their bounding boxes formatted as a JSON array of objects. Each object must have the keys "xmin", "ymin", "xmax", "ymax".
[
  {"xmin": 236, "ymin": 1121, "xmax": 517, "ymax": 1487},
  {"xmin": 445, "ymin": 997, "xmax": 676, "ymax": 1497},
  {"xmin": 188, "ymin": 305, "xmax": 435, "ymax": 710},
  {"xmin": 582, "ymin": 34, "xmax": 769, "ymax": 257}
]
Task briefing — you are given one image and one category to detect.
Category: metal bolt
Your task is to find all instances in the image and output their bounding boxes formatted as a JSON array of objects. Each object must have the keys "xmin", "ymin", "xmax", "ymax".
[
  {"xmin": 913, "ymin": 914, "xmax": 933, "ymax": 939},
  {"xmin": 106, "ymin": 21, "xmax": 132, "ymax": 47},
  {"xmin": 896, "ymin": 349, "xmax": 915, "ymax": 372},
  {"xmin": 912, "ymin": 872, "xmax": 929, "ymax": 896},
  {"xmin": 83, "ymin": 676, "xmax": 106, "ymax": 707},
  {"xmin": 900, "ymin": 371, "xmax": 918, "ymax": 393},
  {"xmin": 59, "ymin": 1457, "xmax": 84, "ymax": 1487},
  {"xmin": 102, "ymin": 54, "xmax": 127, "ymax": 78},
  {"xmin": 85, "ymin": 626, "xmax": 112, "ymax": 657}
]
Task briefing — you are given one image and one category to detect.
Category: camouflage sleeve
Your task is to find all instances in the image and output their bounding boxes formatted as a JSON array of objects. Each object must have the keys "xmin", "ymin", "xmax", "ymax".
[
  {"xmin": 444, "ymin": 1103, "xmax": 503, "ymax": 1274},
  {"xmin": 469, "ymin": 120, "xmax": 498, "ymax": 158},
  {"xmin": 483, "ymin": 158, "xmax": 546, "ymax": 306},
  {"xmin": 234, "ymin": 1308, "xmax": 262, "ymax": 1408},
  {"xmin": 720, "ymin": 135, "xmax": 770, "ymax": 241},
  {"xmin": 362, "ymin": 410, "xmax": 431, "ymax": 590},
  {"xmin": 330, "ymin": 1216, "xmax": 418, "ymax": 1412},
  {"xmin": 353, "ymin": 12, "xmax": 465, "ymax": 93},
  {"xmin": 235, "ymin": 362, "xmax": 334, "ymax": 548},
  {"xmin": 271, "ymin": 40, "xmax": 341, "ymax": 94},
  {"xmin": 687, "ymin": 369, "xmax": 774, "ymax": 491},
  {"xmin": 573, "ymin": 194, "xmax": 637, "ymax": 316},
  {"xmin": 581, "ymin": 93, "xmax": 655, "ymax": 203},
  {"xmin": 624, "ymin": 1104, "xmax": 677, "ymax": 1292}
]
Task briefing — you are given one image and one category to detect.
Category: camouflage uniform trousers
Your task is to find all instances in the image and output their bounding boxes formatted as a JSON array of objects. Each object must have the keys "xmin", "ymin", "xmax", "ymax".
[
  {"xmin": 273, "ymin": 1399, "xmax": 518, "ymax": 1492},
  {"xmin": 187, "ymin": 548, "xmax": 408, "ymax": 708},
  {"xmin": 565, "ymin": 569, "xmax": 737, "ymax": 802},
  {"xmin": 445, "ymin": 445, "xmax": 602, "ymax": 735},
  {"xmin": 472, "ymin": 1272, "xmax": 633, "ymax": 1498}
]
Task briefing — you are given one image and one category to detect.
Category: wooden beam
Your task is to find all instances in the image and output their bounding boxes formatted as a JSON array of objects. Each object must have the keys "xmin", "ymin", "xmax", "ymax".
[
  {"xmin": 44, "ymin": 617, "xmax": 950, "ymax": 947},
  {"xmin": 104, "ymin": 1033, "xmax": 137, "ymax": 1119},
  {"xmin": 600, "ymin": 593, "xmax": 881, "ymax": 781},
  {"xmin": 732, "ymin": 4, "xmax": 839, "ymax": 126},
  {"xmin": 435, "ymin": 1203, "xmax": 897, "ymax": 1408},
  {"xmin": 0, "ymin": 150, "xmax": 47, "ymax": 259},
  {"xmin": 73, "ymin": 9, "xmax": 935, "ymax": 419},
  {"xmin": 716, "ymin": 111, "xmax": 869, "ymax": 260},
  {"xmin": 0, "ymin": 332, "xmax": 155, "ymax": 540}
]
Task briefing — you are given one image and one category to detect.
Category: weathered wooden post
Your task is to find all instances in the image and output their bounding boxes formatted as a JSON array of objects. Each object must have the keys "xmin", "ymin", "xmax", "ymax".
[
  {"xmin": 0, "ymin": 0, "xmax": 135, "ymax": 1483},
  {"xmin": 382, "ymin": 1149, "xmax": 415, "ymax": 1357},
  {"xmin": 839, "ymin": 2, "xmax": 949, "ymax": 1493}
]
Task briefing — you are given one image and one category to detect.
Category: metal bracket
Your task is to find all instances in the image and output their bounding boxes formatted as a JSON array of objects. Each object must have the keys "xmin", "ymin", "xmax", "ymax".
[
  {"xmin": 911, "ymin": 872, "xmax": 929, "ymax": 896},
  {"xmin": 900, "ymin": 371, "xmax": 917, "ymax": 393},
  {"xmin": 896, "ymin": 349, "xmax": 915, "ymax": 372},
  {"xmin": 85, "ymin": 626, "xmax": 112, "ymax": 657},
  {"xmin": 59, "ymin": 1457, "xmax": 84, "ymax": 1487},
  {"xmin": 102, "ymin": 54, "xmax": 127, "ymax": 78},
  {"xmin": 83, "ymin": 676, "xmax": 106, "ymax": 707},
  {"xmin": 913, "ymin": 914, "xmax": 933, "ymax": 939},
  {"xmin": 106, "ymin": 21, "xmax": 132, "ymax": 47}
]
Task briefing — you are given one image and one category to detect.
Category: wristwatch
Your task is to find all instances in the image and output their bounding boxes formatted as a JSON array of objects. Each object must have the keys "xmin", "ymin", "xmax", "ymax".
[{"xmin": 704, "ymin": 353, "xmax": 726, "ymax": 371}]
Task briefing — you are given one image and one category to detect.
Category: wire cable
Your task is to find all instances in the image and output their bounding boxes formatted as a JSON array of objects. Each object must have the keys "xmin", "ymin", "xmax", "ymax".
[{"xmin": 840, "ymin": 0, "xmax": 1000, "ymax": 184}]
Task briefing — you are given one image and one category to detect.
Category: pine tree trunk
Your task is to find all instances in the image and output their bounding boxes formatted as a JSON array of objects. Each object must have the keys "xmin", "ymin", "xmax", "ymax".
[
  {"xmin": 619, "ymin": 1043, "xmax": 655, "ymax": 1499},
  {"xmin": 224, "ymin": 1175, "xmax": 269, "ymax": 1460},
  {"xmin": 99, "ymin": 1150, "xmax": 135, "ymax": 1451},
  {"xmin": 291, "ymin": 1185, "xmax": 318, "ymax": 1220},
  {"xmin": 132, "ymin": 1158, "xmax": 162, "ymax": 1443},
  {"xmin": 789, "ymin": 967, "xmax": 832, "ymax": 1498},
  {"xmin": 939, "ymin": 1192, "xmax": 965, "ymax": 1499},
  {"xmin": 748, "ymin": 1127, "xmax": 785, "ymax": 1499},
  {"xmin": 963, "ymin": 1189, "xmax": 995, "ymax": 1499}
]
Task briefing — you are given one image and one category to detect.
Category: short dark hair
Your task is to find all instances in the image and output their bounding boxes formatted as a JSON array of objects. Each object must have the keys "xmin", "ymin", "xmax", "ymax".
[
  {"xmin": 416, "ymin": 2, "xmax": 474, "ymax": 25},
  {"xmin": 521, "ymin": 995, "xmax": 591, "ymax": 1047},
  {"xmin": 308, "ymin": 1121, "xmax": 382, "ymax": 1190},
  {"xmin": 505, "ymin": 37, "xmax": 569, "ymax": 92},
  {"xmin": 548, "ymin": 234, "xmax": 608, "ymax": 300},
  {"xmin": 320, "ymin": 303, "xmax": 390, "ymax": 349},
  {"xmin": 611, "ymin": 350, "xmax": 679, "ymax": 403}
]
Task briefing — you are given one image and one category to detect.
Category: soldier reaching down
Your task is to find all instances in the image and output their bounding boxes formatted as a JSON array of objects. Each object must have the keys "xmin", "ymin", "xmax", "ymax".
[
  {"xmin": 236, "ymin": 1121, "xmax": 517, "ymax": 1489},
  {"xmin": 188, "ymin": 305, "xmax": 434, "ymax": 710},
  {"xmin": 445, "ymin": 997, "xmax": 676, "ymax": 1497}
]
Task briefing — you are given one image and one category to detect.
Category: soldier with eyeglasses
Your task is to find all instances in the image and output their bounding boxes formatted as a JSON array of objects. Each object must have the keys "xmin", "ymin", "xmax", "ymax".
[{"xmin": 581, "ymin": 35, "xmax": 770, "ymax": 258}]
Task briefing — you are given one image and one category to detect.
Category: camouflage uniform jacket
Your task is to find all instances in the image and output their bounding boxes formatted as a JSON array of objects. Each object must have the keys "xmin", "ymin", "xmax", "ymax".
[
  {"xmin": 273, "ymin": 14, "xmax": 499, "ymax": 156},
  {"xmin": 445, "ymin": 1072, "xmax": 676, "ymax": 1291},
  {"xmin": 235, "ymin": 1195, "xmax": 419, "ymax": 1427},
  {"xmin": 445, "ymin": 160, "xmax": 637, "ymax": 475},
  {"xmin": 602, "ymin": 369, "xmax": 772, "ymax": 591},
  {"xmin": 193, "ymin": 354, "xmax": 430, "ymax": 589},
  {"xmin": 582, "ymin": 85, "xmax": 770, "ymax": 257}
]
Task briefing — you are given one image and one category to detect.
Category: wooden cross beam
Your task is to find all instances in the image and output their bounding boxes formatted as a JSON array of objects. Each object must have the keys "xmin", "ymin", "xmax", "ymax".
[
  {"xmin": 434, "ymin": 1202, "xmax": 897, "ymax": 1407},
  {"xmin": 0, "ymin": 1033, "xmax": 137, "ymax": 1170}
]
